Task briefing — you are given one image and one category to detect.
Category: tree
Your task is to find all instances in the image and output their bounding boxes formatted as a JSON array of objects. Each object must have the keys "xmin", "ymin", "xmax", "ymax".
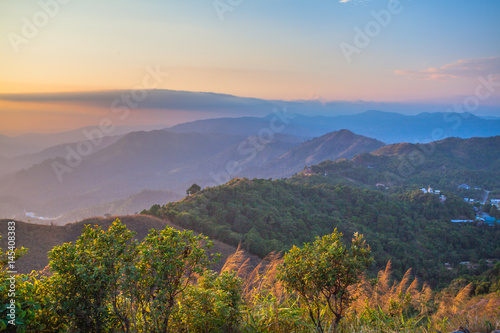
[
  {"xmin": 489, "ymin": 204, "xmax": 499, "ymax": 219},
  {"xmin": 187, "ymin": 184, "xmax": 201, "ymax": 196},
  {"xmin": 133, "ymin": 227, "xmax": 218, "ymax": 332},
  {"xmin": 277, "ymin": 230, "xmax": 372, "ymax": 332},
  {"xmin": 48, "ymin": 220, "xmax": 136, "ymax": 332},
  {"xmin": 46, "ymin": 220, "xmax": 218, "ymax": 332},
  {"xmin": 173, "ymin": 270, "xmax": 242, "ymax": 332}
]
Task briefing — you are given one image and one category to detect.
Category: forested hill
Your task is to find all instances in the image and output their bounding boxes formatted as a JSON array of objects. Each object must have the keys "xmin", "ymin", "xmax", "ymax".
[
  {"xmin": 262, "ymin": 129, "xmax": 385, "ymax": 177},
  {"xmin": 371, "ymin": 135, "xmax": 500, "ymax": 170},
  {"xmin": 306, "ymin": 135, "xmax": 500, "ymax": 194},
  {"xmin": 142, "ymin": 177, "xmax": 499, "ymax": 287}
]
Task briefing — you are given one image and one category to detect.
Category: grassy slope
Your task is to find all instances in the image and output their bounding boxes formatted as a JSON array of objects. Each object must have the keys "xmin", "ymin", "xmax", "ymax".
[{"xmin": 0, "ymin": 215, "xmax": 256, "ymax": 274}]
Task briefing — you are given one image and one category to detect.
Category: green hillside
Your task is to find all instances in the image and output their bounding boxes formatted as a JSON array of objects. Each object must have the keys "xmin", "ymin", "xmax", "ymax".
[
  {"xmin": 142, "ymin": 177, "xmax": 498, "ymax": 287},
  {"xmin": 307, "ymin": 136, "xmax": 500, "ymax": 195}
]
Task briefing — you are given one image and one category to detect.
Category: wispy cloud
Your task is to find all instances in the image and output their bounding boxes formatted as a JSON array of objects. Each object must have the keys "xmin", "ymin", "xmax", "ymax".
[
  {"xmin": 339, "ymin": 0, "xmax": 369, "ymax": 4},
  {"xmin": 395, "ymin": 57, "xmax": 500, "ymax": 81},
  {"xmin": 0, "ymin": 90, "xmax": 281, "ymax": 115}
]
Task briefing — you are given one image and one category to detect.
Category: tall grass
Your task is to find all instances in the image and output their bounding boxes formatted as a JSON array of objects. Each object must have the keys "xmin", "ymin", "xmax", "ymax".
[{"xmin": 220, "ymin": 251, "xmax": 500, "ymax": 333}]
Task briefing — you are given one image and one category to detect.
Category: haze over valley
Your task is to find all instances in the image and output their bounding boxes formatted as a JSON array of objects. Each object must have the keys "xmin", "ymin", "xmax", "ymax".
[{"xmin": 2, "ymin": 106, "xmax": 500, "ymax": 223}]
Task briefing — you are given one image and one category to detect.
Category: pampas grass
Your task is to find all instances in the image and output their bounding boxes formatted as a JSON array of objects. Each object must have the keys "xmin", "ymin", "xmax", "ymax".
[{"xmin": 216, "ymin": 249, "xmax": 500, "ymax": 333}]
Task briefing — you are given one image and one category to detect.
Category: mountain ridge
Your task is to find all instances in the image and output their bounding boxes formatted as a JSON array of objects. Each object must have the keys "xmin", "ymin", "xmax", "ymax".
[
  {"xmin": 169, "ymin": 111, "xmax": 500, "ymax": 144},
  {"xmin": 259, "ymin": 129, "xmax": 385, "ymax": 178}
]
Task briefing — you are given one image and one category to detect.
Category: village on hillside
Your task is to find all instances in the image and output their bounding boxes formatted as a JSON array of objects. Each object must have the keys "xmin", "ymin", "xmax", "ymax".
[{"xmin": 450, "ymin": 183, "xmax": 498, "ymax": 226}]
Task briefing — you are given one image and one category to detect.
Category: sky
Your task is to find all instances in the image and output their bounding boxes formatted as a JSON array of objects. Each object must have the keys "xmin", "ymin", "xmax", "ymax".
[{"xmin": 0, "ymin": 0, "xmax": 499, "ymax": 134}]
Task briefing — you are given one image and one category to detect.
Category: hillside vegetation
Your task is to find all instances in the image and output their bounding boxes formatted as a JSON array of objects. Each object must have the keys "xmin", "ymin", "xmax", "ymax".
[
  {"xmin": 0, "ymin": 216, "xmax": 256, "ymax": 274},
  {"xmin": 1, "ymin": 133, "xmax": 499, "ymax": 332},
  {"xmin": 305, "ymin": 136, "xmax": 500, "ymax": 198},
  {"xmin": 1, "ymin": 220, "xmax": 498, "ymax": 332},
  {"xmin": 141, "ymin": 177, "xmax": 498, "ymax": 287}
]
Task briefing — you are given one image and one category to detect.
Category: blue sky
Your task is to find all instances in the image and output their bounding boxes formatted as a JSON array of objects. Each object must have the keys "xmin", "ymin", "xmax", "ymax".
[{"xmin": 0, "ymin": 0, "xmax": 499, "ymax": 133}]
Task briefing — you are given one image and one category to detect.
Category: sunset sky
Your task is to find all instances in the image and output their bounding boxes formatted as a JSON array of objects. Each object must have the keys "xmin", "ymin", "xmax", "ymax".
[{"xmin": 1, "ymin": 0, "xmax": 499, "ymax": 134}]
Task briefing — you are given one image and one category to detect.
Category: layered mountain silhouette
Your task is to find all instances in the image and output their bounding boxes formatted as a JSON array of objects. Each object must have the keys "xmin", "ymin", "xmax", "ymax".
[
  {"xmin": 0, "ymin": 131, "xmax": 244, "ymax": 217},
  {"xmin": 0, "ymin": 135, "xmax": 124, "ymax": 177},
  {"xmin": 0, "ymin": 124, "xmax": 167, "ymax": 158},
  {"xmin": 170, "ymin": 110, "xmax": 500, "ymax": 144},
  {"xmin": 0, "ymin": 128, "xmax": 383, "ymax": 220},
  {"xmin": 1, "ymin": 110, "xmax": 499, "ymax": 223},
  {"xmin": 260, "ymin": 129, "xmax": 385, "ymax": 177}
]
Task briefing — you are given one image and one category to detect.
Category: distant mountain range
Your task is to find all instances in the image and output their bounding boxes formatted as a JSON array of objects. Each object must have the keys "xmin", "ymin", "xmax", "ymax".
[
  {"xmin": 0, "ymin": 135, "xmax": 124, "ymax": 177},
  {"xmin": 170, "ymin": 110, "xmax": 500, "ymax": 144},
  {"xmin": 1, "ymin": 109, "xmax": 499, "ymax": 223},
  {"xmin": 0, "ymin": 128, "xmax": 382, "ymax": 220},
  {"xmin": 3, "ymin": 108, "xmax": 495, "ymax": 159},
  {"xmin": 2, "ymin": 110, "xmax": 498, "ymax": 160},
  {"xmin": 5, "ymin": 88, "xmax": 500, "ymax": 128},
  {"xmin": 259, "ymin": 129, "xmax": 385, "ymax": 178},
  {"xmin": 0, "ymin": 124, "xmax": 167, "ymax": 158},
  {"xmin": 0, "ymin": 131, "xmax": 245, "ymax": 217}
]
